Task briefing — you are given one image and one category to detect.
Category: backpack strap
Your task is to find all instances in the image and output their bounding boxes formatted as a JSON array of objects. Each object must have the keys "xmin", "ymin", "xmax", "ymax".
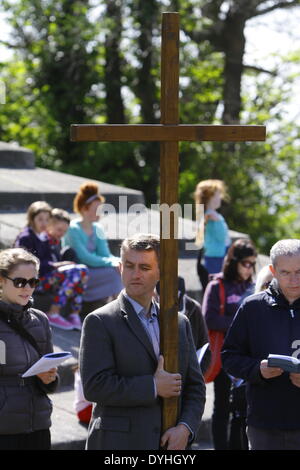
[{"xmin": 218, "ymin": 279, "xmax": 226, "ymax": 316}]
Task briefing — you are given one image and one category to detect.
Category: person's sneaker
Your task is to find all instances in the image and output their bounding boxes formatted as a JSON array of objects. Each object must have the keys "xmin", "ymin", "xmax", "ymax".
[
  {"xmin": 68, "ymin": 313, "xmax": 82, "ymax": 331},
  {"xmin": 47, "ymin": 313, "xmax": 74, "ymax": 331}
]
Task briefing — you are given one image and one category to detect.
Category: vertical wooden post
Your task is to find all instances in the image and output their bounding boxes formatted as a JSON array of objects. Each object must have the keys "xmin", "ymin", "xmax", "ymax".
[{"xmin": 159, "ymin": 12, "xmax": 180, "ymax": 433}]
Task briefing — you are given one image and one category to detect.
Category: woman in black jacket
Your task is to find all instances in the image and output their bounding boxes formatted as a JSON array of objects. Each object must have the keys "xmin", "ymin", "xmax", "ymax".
[
  {"xmin": 0, "ymin": 247, "xmax": 58, "ymax": 450},
  {"xmin": 202, "ymin": 238, "xmax": 257, "ymax": 450}
]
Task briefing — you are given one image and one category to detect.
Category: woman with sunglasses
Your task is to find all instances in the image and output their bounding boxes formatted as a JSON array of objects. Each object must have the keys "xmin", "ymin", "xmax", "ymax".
[
  {"xmin": 0, "ymin": 248, "xmax": 57, "ymax": 450},
  {"xmin": 202, "ymin": 238, "xmax": 257, "ymax": 450}
]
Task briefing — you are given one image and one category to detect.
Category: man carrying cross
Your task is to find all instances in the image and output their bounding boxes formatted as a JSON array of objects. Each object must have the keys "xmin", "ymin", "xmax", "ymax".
[
  {"xmin": 79, "ymin": 232, "xmax": 206, "ymax": 450},
  {"xmin": 72, "ymin": 12, "xmax": 265, "ymax": 438}
]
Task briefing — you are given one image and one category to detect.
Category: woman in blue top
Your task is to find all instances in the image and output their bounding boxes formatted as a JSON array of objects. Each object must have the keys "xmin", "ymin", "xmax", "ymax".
[
  {"xmin": 63, "ymin": 182, "xmax": 123, "ymax": 305},
  {"xmin": 194, "ymin": 179, "xmax": 230, "ymax": 277}
]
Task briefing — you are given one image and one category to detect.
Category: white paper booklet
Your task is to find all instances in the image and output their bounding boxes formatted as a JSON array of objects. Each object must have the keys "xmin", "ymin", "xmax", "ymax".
[{"xmin": 22, "ymin": 351, "xmax": 72, "ymax": 377}]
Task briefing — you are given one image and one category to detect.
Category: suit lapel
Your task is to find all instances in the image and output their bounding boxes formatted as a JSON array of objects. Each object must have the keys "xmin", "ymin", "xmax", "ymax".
[{"xmin": 119, "ymin": 293, "xmax": 158, "ymax": 363}]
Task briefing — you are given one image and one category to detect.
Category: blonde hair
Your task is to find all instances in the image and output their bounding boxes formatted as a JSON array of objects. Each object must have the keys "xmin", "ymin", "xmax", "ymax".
[
  {"xmin": 254, "ymin": 265, "xmax": 273, "ymax": 293},
  {"xmin": 50, "ymin": 208, "xmax": 71, "ymax": 225},
  {"xmin": 194, "ymin": 179, "xmax": 229, "ymax": 247},
  {"xmin": 194, "ymin": 179, "xmax": 229, "ymax": 207},
  {"xmin": 73, "ymin": 182, "xmax": 105, "ymax": 214},
  {"xmin": 26, "ymin": 201, "xmax": 52, "ymax": 228}
]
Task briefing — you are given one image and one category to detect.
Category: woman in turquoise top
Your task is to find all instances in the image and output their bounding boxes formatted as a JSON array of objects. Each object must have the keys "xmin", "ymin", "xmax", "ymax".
[
  {"xmin": 64, "ymin": 182, "xmax": 123, "ymax": 304},
  {"xmin": 194, "ymin": 179, "xmax": 231, "ymax": 277}
]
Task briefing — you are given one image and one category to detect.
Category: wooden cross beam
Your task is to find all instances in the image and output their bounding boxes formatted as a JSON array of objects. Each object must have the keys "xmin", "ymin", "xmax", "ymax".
[{"xmin": 71, "ymin": 12, "xmax": 266, "ymax": 435}]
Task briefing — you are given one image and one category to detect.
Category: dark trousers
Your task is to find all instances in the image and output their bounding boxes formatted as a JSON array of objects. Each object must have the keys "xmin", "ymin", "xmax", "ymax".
[
  {"xmin": 229, "ymin": 385, "xmax": 248, "ymax": 450},
  {"xmin": 212, "ymin": 369, "xmax": 231, "ymax": 450},
  {"xmin": 229, "ymin": 416, "xmax": 248, "ymax": 450},
  {"xmin": 0, "ymin": 429, "xmax": 51, "ymax": 450},
  {"xmin": 247, "ymin": 425, "xmax": 300, "ymax": 450},
  {"xmin": 197, "ymin": 249, "xmax": 209, "ymax": 293}
]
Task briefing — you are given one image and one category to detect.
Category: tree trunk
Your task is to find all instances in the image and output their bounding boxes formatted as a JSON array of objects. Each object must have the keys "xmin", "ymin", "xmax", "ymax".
[
  {"xmin": 104, "ymin": 0, "xmax": 126, "ymax": 124},
  {"xmin": 131, "ymin": 0, "xmax": 160, "ymax": 203},
  {"xmin": 216, "ymin": 11, "xmax": 247, "ymax": 179},
  {"xmin": 221, "ymin": 13, "xmax": 246, "ymax": 124}
]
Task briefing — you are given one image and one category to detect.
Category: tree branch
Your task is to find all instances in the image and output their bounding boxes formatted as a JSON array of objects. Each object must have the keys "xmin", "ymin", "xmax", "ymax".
[
  {"xmin": 243, "ymin": 64, "xmax": 277, "ymax": 76},
  {"xmin": 0, "ymin": 39, "xmax": 16, "ymax": 49},
  {"xmin": 252, "ymin": 0, "xmax": 300, "ymax": 18},
  {"xmin": 184, "ymin": 28, "xmax": 212, "ymax": 44},
  {"xmin": 184, "ymin": 21, "xmax": 225, "ymax": 52}
]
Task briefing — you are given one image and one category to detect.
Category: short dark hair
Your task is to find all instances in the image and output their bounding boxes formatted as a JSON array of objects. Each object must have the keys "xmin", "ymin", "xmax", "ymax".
[
  {"xmin": 120, "ymin": 233, "xmax": 160, "ymax": 262},
  {"xmin": 223, "ymin": 238, "xmax": 257, "ymax": 281}
]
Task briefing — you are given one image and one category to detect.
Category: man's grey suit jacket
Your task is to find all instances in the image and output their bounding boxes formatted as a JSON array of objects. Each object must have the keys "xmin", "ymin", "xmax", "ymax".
[{"xmin": 79, "ymin": 292, "xmax": 206, "ymax": 450}]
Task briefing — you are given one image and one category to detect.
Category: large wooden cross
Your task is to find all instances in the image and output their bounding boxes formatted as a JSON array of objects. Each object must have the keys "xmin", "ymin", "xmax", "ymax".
[{"xmin": 71, "ymin": 12, "xmax": 265, "ymax": 434}]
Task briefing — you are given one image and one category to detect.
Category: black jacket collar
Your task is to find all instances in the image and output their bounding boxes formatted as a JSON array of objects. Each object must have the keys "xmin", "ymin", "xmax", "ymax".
[
  {"xmin": 0, "ymin": 298, "xmax": 33, "ymax": 322},
  {"xmin": 266, "ymin": 280, "xmax": 300, "ymax": 309}
]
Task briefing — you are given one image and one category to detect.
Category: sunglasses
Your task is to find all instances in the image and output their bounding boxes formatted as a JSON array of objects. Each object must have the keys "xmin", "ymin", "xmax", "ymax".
[
  {"xmin": 3, "ymin": 274, "xmax": 40, "ymax": 289},
  {"xmin": 240, "ymin": 260, "xmax": 256, "ymax": 269}
]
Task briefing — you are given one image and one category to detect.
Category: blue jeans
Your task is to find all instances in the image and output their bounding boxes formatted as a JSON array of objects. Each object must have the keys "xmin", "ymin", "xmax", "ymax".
[{"xmin": 204, "ymin": 256, "xmax": 224, "ymax": 274}]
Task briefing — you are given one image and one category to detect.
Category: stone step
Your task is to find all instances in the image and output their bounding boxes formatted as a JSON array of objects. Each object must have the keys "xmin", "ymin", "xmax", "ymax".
[
  {"xmin": 0, "ymin": 210, "xmax": 200, "ymax": 255},
  {"xmin": 0, "ymin": 167, "xmax": 145, "ymax": 213},
  {"xmin": 0, "ymin": 207, "xmax": 252, "ymax": 304},
  {"xmin": 0, "ymin": 207, "xmax": 205, "ymax": 303},
  {"xmin": 0, "ymin": 142, "xmax": 35, "ymax": 169}
]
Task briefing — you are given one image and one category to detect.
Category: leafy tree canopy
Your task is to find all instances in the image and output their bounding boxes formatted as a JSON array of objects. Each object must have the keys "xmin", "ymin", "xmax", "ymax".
[{"xmin": 1, "ymin": 0, "xmax": 300, "ymax": 252}]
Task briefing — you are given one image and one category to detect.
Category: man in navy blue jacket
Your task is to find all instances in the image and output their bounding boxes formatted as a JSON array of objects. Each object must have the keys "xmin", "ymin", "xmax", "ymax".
[{"xmin": 222, "ymin": 239, "xmax": 300, "ymax": 450}]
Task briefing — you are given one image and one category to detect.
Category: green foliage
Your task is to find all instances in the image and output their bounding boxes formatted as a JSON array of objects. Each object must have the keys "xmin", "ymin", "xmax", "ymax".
[
  {"xmin": 0, "ymin": 60, "xmax": 55, "ymax": 164},
  {"xmin": 178, "ymin": 71, "xmax": 300, "ymax": 251},
  {"xmin": 1, "ymin": 0, "xmax": 101, "ymax": 167},
  {"xmin": 1, "ymin": 0, "xmax": 300, "ymax": 253}
]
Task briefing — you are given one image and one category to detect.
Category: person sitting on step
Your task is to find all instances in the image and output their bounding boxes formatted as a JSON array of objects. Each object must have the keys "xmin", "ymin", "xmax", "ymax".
[
  {"xmin": 63, "ymin": 182, "xmax": 123, "ymax": 309},
  {"xmin": 47, "ymin": 208, "xmax": 79, "ymax": 264},
  {"xmin": 14, "ymin": 201, "xmax": 88, "ymax": 331}
]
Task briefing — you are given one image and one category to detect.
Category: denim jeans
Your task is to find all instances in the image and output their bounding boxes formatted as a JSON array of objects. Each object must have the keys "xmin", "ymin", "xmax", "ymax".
[{"xmin": 204, "ymin": 256, "xmax": 224, "ymax": 275}]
